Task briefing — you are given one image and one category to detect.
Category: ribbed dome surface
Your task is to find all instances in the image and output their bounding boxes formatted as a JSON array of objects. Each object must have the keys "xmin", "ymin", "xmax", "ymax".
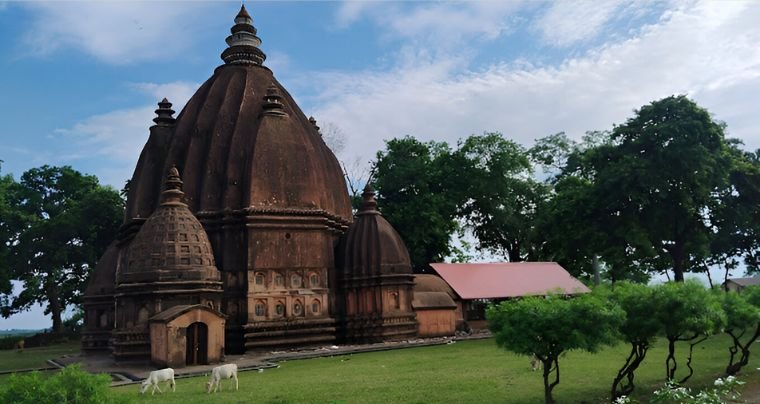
[
  {"xmin": 119, "ymin": 168, "xmax": 220, "ymax": 284},
  {"xmin": 125, "ymin": 65, "xmax": 352, "ymax": 222},
  {"xmin": 414, "ymin": 274, "xmax": 457, "ymax": 298},
  {"xmin": 341, "ymin": 186, "xmax": 413, "ymax": 276},
  {"xmin": 84, "ymin": 242, "xmax": 118, "ymax": 297}
]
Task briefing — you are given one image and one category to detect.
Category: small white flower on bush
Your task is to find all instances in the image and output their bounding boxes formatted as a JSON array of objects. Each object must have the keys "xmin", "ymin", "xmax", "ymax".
[
  {"xmin": 650, "ymin": 377, "xmax": 744, "ymax": 403},
  {"xmin": 613, "ymin": 395, "xmax": 631, "ymax": 404}
]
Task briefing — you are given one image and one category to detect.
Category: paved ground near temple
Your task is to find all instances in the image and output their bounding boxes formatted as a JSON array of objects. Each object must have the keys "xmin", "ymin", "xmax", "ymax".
[{"xmin": 52, "ymin": 332, "xmax": 491, "ymax": 386}]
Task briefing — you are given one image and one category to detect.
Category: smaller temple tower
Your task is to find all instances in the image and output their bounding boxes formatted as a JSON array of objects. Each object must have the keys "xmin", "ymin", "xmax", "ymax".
[
  {"xmin": 112, "ymin": 167, "xmax": 224, "ymax": 365},
  {"xmin": 337, "ymin": 185, "xmax": 418, "ymax": 343},
  {"xmin": 81, "ymin": 243, "xmax": 118, "ymax": 352}
]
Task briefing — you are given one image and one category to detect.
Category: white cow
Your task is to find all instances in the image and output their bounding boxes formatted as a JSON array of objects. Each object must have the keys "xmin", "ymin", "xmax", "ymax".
[
  {"xmin": 139, "ymin": 368, "xmax": 176, "ymax": 395},
  {"xmin": 206, "ymin": 363, "xmax": 239, "ymax": 393}
]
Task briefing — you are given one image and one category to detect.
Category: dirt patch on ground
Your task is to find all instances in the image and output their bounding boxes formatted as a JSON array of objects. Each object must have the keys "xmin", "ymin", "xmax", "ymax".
[{"xmin": 742, "ymin": 379, "xmax": 760, "ymax": 404}]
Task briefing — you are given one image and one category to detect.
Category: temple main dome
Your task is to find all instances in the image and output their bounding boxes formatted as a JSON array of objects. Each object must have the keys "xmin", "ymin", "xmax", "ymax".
[{"xmin": 125, "ymin": 5, "xmax": 351, "ymax": 225}]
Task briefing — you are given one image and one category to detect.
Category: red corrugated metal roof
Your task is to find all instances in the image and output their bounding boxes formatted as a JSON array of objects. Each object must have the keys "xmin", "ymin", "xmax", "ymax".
[{"xmin": 430, "ymin": 262, "xmax": 590, "ymax": 300}]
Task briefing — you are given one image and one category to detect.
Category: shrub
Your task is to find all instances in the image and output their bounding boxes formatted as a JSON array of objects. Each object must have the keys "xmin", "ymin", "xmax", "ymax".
[{"xmin": 0, "ymin": 364, "xmax": 119, "ymax": 404}]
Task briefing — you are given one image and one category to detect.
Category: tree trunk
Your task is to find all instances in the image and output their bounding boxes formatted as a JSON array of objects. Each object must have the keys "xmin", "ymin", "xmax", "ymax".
[
  {"xmin": 542, "ymin": 357, "xmax": 559, "ymax": 404},
  {"xmin": 671, "ymin": 243, "xmax": 685, "ymax": 282},
  {"xmin": 666, "ymin": 337, "xmax": 678, "ymax": 380},
  {"xmin": 48, "ymin": 285, "xmax": 63, "ymax": 333},
  {"xmin": 679, "ymin": 335, "xmax": 707, "ymax": 384},
  {"xmin": 592, "ymin": 255, "xmax": 601, "ymax": 286},
  {"xmin": 611, "ymin": 341, "xmax": 648, "ymax": 401},
  {"xmin": 726, "ymin": 325, "xmax": 760, "ymax": 375}
]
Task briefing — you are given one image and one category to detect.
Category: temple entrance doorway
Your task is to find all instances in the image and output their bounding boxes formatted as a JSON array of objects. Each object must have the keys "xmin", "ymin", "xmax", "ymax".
[{"xmin": 186, "ymin": 322, "xmax": 208, "ymax": 365}]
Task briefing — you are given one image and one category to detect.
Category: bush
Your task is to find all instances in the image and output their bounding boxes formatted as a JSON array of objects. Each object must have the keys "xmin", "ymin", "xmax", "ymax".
[{"xmin": 0, "ymin": 364, "xmax": 120, "ymax": 404}]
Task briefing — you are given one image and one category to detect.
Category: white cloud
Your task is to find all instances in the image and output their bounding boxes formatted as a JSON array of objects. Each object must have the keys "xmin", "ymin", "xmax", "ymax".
[
  {"xmin": 312, "ymin": 0, "xmax": 760, "ymax": 166},
  {"xmin": 333, "ymin": 1, "xmax": 378, "ymax": 28},
  {"xmin": 53, "ymin": 81, "xmax": 198, "ymax": 187},
  {"xmin": 334, "ymin": 1, "xmax": 527, "ymax": 50},
  {"xmin": 535, "ymin": 0, "xmax": 634, "ymax": 47},
  {"xmin": 20, "ymin": 2, "xmax": 214, "ymax": 64},
  {"xmin": 131, "ymin": 81, "xmax": 198, "ymax": 107}
]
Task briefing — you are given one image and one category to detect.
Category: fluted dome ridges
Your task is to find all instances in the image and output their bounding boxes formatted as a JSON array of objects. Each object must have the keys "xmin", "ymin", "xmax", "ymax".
[
  {"xmin": 84, "ymin": 242, "xmax": 118, "ymax": 297},
  {"xmin": 124, "ymin": 9, "xmax": 351, "ymax": 225}
]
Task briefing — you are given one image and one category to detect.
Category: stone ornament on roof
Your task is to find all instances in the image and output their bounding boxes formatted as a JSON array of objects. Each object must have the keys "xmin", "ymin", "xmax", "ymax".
[
  {"xmin": 161, "ymin": 165, "xmax": 185, "ymax": 206},
  {"xmin": 262, "ymin": 83, "xmax": 288, "ymax": 117},
  {"xmin": 358, "ymin": 183, "xmax": 379, "ymax": 215},
  {"xmin": 153, "ymin": 98, "xmax": 175, "ymax": 126},
  {"xmin": 222, "ymin": 4, "xmax": 266, "ymax": 65},
  {"xmin": 309, "ymin": 116, "xmax": 321, "ymax": 134}
]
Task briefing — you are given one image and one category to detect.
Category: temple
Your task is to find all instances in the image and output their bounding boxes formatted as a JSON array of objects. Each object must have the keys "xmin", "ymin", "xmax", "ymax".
[{"xmin": 81, "ymin": 6, "xmax": 424, "ymax": 365}]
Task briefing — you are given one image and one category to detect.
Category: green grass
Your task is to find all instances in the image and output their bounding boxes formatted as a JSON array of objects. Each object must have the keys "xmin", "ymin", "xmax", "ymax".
[
  {"xmin": 0, "ymin": 340, "xmax": 80, "ymax": 372},
  {"xmin": 109, "ymin": 335, "xmax": 758, "ymax": 404}
]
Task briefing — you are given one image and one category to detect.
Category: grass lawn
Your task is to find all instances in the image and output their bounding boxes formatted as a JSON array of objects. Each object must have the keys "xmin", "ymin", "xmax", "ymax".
[
  {"xmin": 109, "ymin": 335, "xmax": 758, "ymax": 403},
  {"xmin": 0, "ymin": 340, "xmax": 80, "ymax": 372}
]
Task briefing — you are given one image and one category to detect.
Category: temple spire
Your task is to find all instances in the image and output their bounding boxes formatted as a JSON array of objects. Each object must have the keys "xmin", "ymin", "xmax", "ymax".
[
  {"xmin": 358, "ymin": 183, "xmax": 379, "ymax": 214},
  {"xmin": 153, "ymin": 98, "xmax": 175, "ymax": 126},
  {"xmin": 221, "ymin": 4, "xmax": 266, "ymax": 65},
  {"xmin": 160, "ymin": 166, "xmax": 186, "ymax": 206}
]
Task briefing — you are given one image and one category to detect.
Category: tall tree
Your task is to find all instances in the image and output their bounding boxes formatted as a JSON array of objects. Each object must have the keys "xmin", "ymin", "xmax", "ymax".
[
  {"xmin": 586, "ymin": 96, "xmax": 733, "ymax": 281},
  {"xmin": 530, "ymin": 132, "xmax": 650, "ymax": 282},
  {"xmin": 372, "ymin": 137, "xmax": 467, "ymax": 271},
  {"xmin": 0, "ymin": 165, "xmax": 15, "ymax": 299},
  {"xmin": 566, "ymin": 96, "xmax": 731, "ymax": 281},
  {"xmin": 710, "ymin": 144, "xmax": 760, "ymax": 276},
  {"xmin": 0, "ymin": 166, "xmax": 123, "ymax": 332},
  {"xmin": 457, "ymin": 133, "xmax": 548, "ymax": 262}
]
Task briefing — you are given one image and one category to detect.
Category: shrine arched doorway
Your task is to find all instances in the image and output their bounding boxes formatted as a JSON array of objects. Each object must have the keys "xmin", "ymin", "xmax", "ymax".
[{"xmin": 186, "ymin": 322, "xmax": 208, "ymax": 365}]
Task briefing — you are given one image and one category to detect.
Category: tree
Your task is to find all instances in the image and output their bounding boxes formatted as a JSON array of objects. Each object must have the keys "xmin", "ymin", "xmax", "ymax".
[
  {"xmin": 604, "ymin": 282, "xmax": 661, "ymax": 400},
  {"xmin": 0, "ymin": 165, "xmax": 15, "ymax": 299},
  {"xmin": 487, "ymin": 293, "xmax": 623, "ymax": 404},
  {"xmin": 457, "ymin": 133, "xmax": 548, "ymax": 262},
  {"xmin": 530, "ymin": 132, "xmax": 650, "ymax": 282},
  {"xmin": 654, "ymin": 280, "xmax": 725, "ymax": 383},
  {"xmin": 372, "ymin": 137, "xmax": 467, "ymax": 271},
  {"xmin": 710, "ymin": 144, "xmax": 760, "ymax": 277},
  {"xmin": 721, "ymin": 286, "xmax": 760, "ymax": 376},
  {"xmin": 0, "ymin": 166, "xmax": 123, "ymax": 332},
  {"xmin": 589, "ymin": 96, "xmax": 733, "ymax": 281}
]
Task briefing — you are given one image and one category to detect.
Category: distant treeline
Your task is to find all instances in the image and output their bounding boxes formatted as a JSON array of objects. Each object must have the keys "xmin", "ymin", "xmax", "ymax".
[{"xmin": 0, "ymin": 329, "xmax": 45, "ymax": 337}]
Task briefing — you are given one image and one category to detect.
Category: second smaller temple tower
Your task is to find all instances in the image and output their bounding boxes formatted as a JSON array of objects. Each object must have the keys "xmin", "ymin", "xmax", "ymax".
[{"xmin": 337, "ymin": 185, "xmax": 417, "ymax": 343}]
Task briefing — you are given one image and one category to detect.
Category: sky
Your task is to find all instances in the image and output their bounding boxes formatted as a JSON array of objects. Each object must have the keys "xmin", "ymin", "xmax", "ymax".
[{"xmin": 1, "ymin": 0, "xmax": 759, "ymax": 329}]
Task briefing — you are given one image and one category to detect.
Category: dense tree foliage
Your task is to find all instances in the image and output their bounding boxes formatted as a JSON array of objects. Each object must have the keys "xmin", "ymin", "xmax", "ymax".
[
  {"xmin": 487, "ymin": 293, "xmax": 623, "ymax": 404},
  {"xmin": 585, "ymin": 96, "xmax": 733, "ymax": 281},
  {"xmin": 373, "ymin": 133, "xmax": 549, "ymax": 269},
  {"xmin": 0, "ymin": 166, "xmax": 14, "ymax": 298},
  {"xmin": 457, "ymin": 133, "xmax": 549, "ymax": 262},
  {"xmin": 372, "ymin": 137, "xmax": 467, "ymax": 271},
  {"xmin": 373, "ymin": 96, "xmax": 753, "ymax": 281},
  {"xmin": 0, "ymin": 166, "xmax": 123, "ymax": 332}
]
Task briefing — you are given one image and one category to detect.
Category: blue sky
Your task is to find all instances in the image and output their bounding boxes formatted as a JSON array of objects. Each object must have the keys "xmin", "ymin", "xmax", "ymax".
[{"xmin": 1, "ymin": 0, "xmax": 759, "ymax": 329}]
